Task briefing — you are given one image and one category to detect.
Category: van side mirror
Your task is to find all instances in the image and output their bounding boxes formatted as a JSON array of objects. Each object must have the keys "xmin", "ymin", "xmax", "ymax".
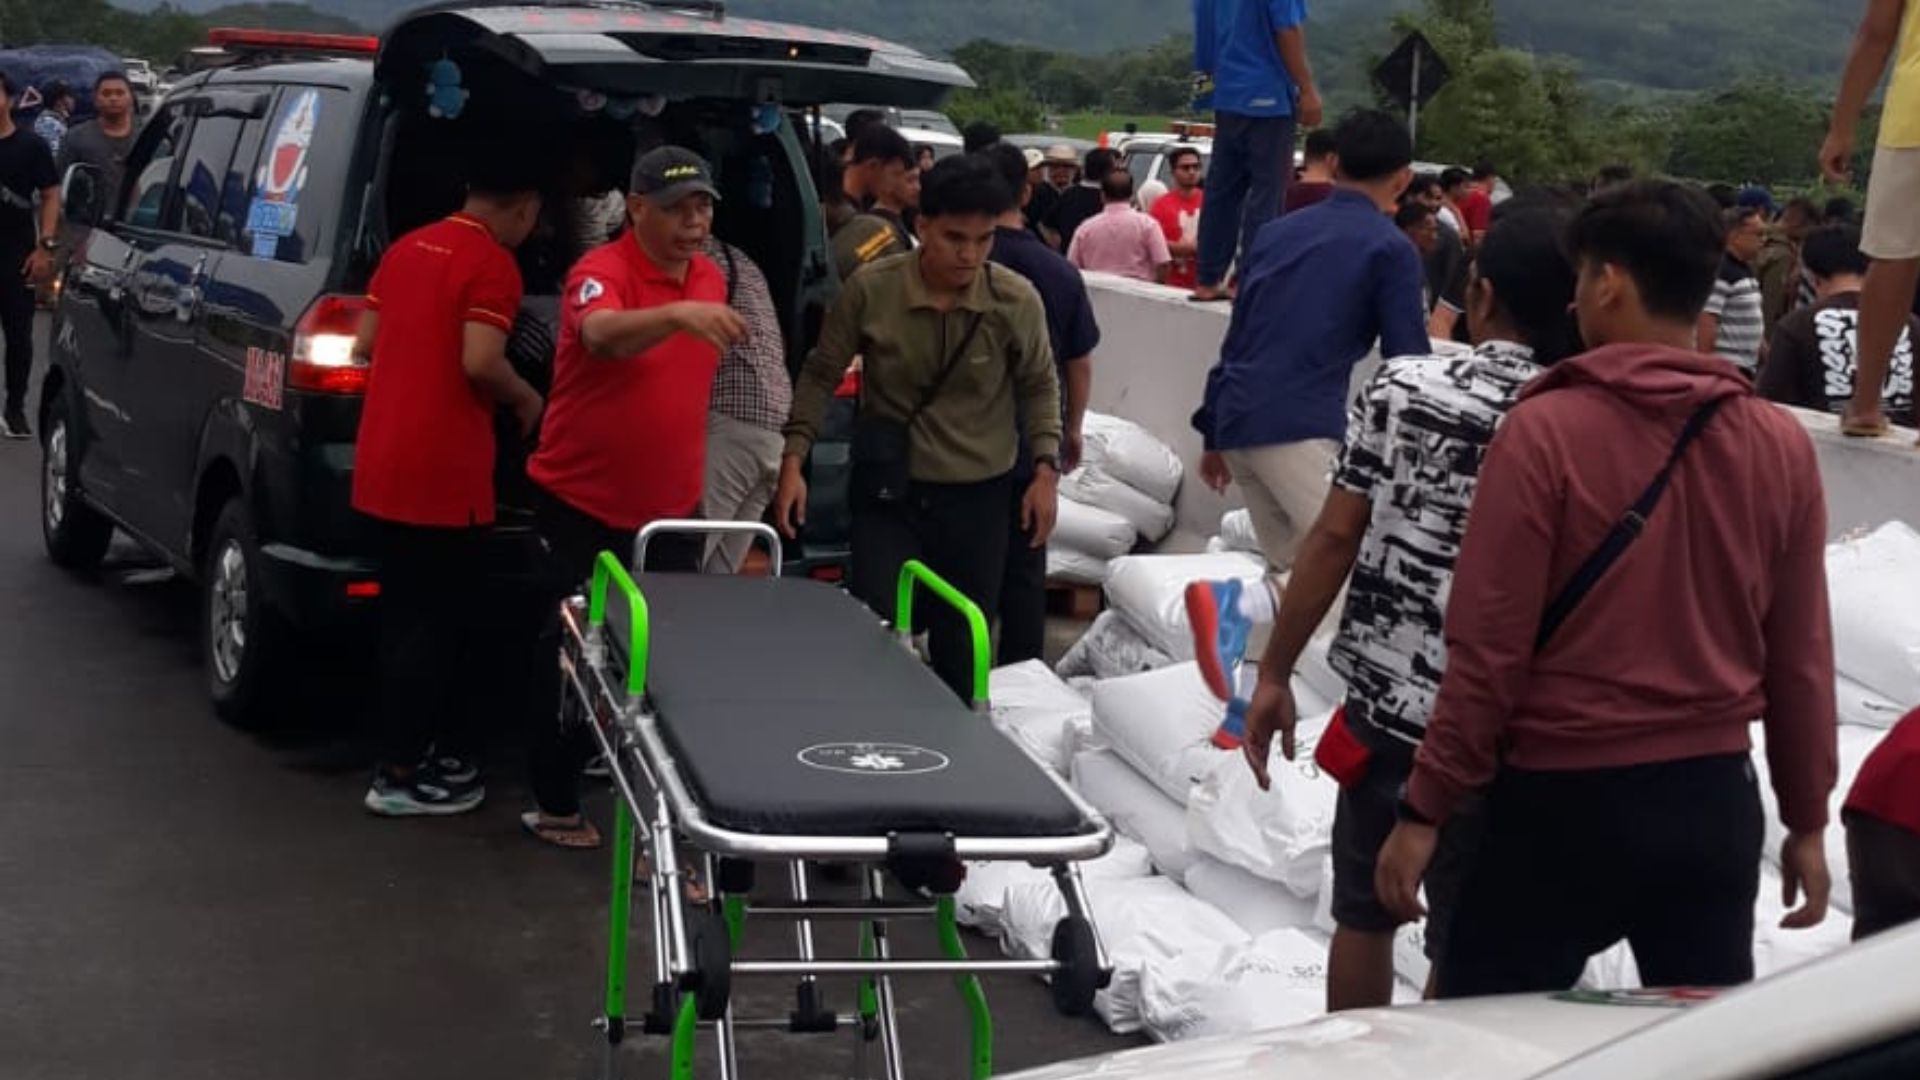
[{"xmin": 63, "ymin": 164, "xmax": 102, "ymax": 227}]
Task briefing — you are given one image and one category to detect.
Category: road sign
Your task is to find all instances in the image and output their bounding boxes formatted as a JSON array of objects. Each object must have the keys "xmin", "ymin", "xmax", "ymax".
[{"xmin": 1372, "ymin": 31, "xmax": 1450, "ymax": 146}]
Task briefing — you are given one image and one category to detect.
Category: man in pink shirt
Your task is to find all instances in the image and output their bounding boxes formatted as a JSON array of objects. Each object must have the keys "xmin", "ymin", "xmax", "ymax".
[
  {"xmin": 1068, "ymin": 169, "xmax": 1171, "ymax": 283},
  {"xmin": 1376, "ymin": 181, "xmax": 1837, "ymax": 996}
]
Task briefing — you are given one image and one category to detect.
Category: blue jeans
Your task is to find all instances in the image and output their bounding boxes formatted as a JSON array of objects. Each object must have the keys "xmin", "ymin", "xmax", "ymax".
[{"xmin": 1196, "ymin": 111, "xmax": 1297, "ymax": 289}]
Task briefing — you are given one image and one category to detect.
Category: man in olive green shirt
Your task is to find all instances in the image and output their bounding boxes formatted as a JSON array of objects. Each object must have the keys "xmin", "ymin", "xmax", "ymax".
[{"xmin": 776, "ymin": 155, "xmax": 1063, "ymax": 700}]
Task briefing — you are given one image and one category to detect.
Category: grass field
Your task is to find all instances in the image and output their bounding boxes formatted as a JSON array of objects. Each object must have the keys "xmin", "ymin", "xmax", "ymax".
[{"xmin": 1055, "ymin": 112, "xmax": 1195, "ymax": 141}]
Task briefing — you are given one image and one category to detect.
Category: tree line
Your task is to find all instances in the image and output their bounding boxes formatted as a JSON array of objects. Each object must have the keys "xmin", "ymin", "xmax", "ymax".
[
  {"xmin": 948, "ymin": 0, "xmax": 1874, "ymax": 196},
  {"xmin": 0, "ymin": 0, "xmax": 361, "ymax": 68}
]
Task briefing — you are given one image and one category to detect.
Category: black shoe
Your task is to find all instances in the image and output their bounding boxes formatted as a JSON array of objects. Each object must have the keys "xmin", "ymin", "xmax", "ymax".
[{"xmin": 0, "ymin": 407, "xmax": 29, "ymax": 440}]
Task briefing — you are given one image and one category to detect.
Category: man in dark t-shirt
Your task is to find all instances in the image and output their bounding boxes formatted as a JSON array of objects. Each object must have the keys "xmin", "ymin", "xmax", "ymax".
[
  {"xmin": 984, "ymin": 144, "xmax": 1099, "ymax": 663},
  {"xmin": 57, "ymin": 73, "xmax": 137, "ymax": 211},
  {"xmin": 0, "ymin": 73, "xmax": 59, "ymax": 438},
  {"xmin": 1047, "ymin": 148, "xmax": 1113, "ymax": 254},
  {"xmin": 1761, "ymin": 224, "xmax": 1918, "ymax": 424}
]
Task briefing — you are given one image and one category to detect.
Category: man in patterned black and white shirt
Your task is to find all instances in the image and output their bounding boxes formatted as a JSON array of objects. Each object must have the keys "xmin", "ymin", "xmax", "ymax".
[
  {"xmin": 1184, "ymin": 210, "xmax": 1582, "ymax": 1011},
  {"xmin": 700, "ymin": 236, "xmax": 792, "ymax": 573}
]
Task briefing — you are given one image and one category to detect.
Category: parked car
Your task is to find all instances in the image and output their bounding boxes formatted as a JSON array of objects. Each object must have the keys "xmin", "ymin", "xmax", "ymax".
[
  {"xmin": 1001, "ymin": 923, "xmax": 1920, "ymax": 1080},
  {"xmin": 44, "ymin": 10, "xmax": 969, "ymax": 726}
]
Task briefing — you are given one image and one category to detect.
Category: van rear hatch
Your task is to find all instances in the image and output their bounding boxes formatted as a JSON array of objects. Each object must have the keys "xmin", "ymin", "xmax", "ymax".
[{"xmin": 377, "ymin": 1, "xmax": 972, "ymax": 106}]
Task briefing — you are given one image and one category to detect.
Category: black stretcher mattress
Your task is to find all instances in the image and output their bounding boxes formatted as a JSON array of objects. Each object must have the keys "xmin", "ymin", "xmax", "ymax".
[{"xmin": 604, "ymin": 574, "xmax": 1091, "ymax": 839}]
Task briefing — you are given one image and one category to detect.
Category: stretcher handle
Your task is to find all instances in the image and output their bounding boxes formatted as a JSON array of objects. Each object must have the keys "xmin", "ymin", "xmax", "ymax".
[
  {"xmin": 894, "ymin": 559, "xmax": 990, "ymax": 706},
  {"xmin": 634, "ymin": 518, "xmax": 784, "ymax": 576},
  {"xmin": 589, "ymin": 551, "xmax": 650, "ymax": 698}
]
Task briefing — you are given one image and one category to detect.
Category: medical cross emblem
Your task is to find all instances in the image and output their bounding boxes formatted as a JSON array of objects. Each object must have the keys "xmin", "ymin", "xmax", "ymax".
[{"xmin": 797, "ymin": 742, "xmax": 950, "ymax": 776}]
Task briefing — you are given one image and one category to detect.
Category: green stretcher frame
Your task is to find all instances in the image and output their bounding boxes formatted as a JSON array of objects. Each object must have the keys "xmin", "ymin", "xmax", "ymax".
[{"xmin": 586, "ymin": 554, "xmax": 999, "ymax": 1080}]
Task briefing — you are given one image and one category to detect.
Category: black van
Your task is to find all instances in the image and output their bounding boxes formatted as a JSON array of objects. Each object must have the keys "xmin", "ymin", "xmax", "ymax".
[{"xmin": 43, "ymin": 7, "xmax": 969, "ymax": 726}]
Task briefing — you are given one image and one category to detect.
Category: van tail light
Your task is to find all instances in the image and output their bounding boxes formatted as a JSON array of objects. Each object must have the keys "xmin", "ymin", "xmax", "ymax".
[{"xmin": 288, "ymin": 294, "xmax": 370, "ymax": 395}]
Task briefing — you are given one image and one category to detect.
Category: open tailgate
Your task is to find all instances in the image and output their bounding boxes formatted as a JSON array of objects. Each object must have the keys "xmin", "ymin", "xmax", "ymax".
[{"xmin": 378, "ymin": 2, "xmax": 972, "ymax": 107}]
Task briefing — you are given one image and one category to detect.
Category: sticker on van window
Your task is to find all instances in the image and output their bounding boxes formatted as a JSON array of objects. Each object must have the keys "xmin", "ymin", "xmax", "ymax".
[{"xmin": 248, "ymin": 89, "xmax": 321, "ymax": 260}]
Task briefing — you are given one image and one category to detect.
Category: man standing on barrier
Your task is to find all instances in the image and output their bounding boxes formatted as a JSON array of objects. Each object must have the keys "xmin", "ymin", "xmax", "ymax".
[
  {"xmin": 521, "ymin": 146, "xmax": 744, "ymax": 849},
  {"xmin": 775, "ymin": 155, "xmax": 1063, "ymax": 701}
]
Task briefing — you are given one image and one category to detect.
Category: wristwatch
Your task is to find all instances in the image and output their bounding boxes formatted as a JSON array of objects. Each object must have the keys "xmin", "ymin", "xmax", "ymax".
[{"xmin": 38, "ymin": 237, "xmax": 57, "ymax": 252}]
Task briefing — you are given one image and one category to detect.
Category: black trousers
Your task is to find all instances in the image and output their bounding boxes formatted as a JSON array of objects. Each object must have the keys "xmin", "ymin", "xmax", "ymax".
[
  {"xmin": 0, "ymin": 255, "xmax": 34, "ymax": 411},
  {"xmin": 849, "ymin": 474, "xmax": 1012, "ymax": 702},
  {"xmin": 1439, "ymin": 752, "xmax": 1762, "ymax": 998},
  {"xmin": 996, "ymin": 476, "xmax": 1048, "ymax": 666},
  {"xmin": 370, "ymin": 519, "xmax": 509, "ymax": 771},
  {"xmin": 527, "ymin": 485, "xmax": 702, "ymax": 817}
]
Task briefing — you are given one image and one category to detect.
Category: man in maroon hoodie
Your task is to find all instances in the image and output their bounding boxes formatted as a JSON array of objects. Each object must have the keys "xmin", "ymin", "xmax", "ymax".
[{"xmin": 1376, "ymin": 181, "xmax": 1838, "ymax": 997}]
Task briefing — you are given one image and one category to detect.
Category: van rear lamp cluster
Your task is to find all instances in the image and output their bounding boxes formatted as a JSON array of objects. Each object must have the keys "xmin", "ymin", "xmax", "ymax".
[
  {"xmin": 288, "ymin": 294, "xmax": 371, "ymax": 395},
  {"xmin": 345, "ymin": 581, "xmax": 381, "ymax": 599},
  {"xmin": 206, "ymin": 28, "xmax": 380, "ymax": 55}
]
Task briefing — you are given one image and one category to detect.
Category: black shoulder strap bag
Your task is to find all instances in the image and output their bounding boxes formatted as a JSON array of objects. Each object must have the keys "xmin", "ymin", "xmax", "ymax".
[
  {"xmin": 1533, "ymin": 397, "xmax": 1727, "ymax": 651},
  {"xmin": 849, "ymin": 270, "xmax": 1001, "ymax": 504}
]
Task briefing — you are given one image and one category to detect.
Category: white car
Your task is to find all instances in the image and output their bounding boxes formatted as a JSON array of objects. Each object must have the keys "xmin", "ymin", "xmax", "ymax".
[{"xmin": 1003, "ymin": 922, "xmax": 1920, "ymax": 1080}]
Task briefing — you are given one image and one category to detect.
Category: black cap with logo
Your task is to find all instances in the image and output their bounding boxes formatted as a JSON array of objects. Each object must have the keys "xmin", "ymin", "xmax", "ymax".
[{"xmin": 631, "ymin": 146, "xmax": 721, "ymax": 206}]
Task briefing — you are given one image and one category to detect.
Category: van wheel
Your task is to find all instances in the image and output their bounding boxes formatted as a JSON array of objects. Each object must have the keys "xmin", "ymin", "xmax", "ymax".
[
  {"xmin": 41, "ymin": 390, "xmax": 114, "ymax": 571},
  {"xmin": 203, "ymin": 499, "xmax": 292, "ymax": 729}
]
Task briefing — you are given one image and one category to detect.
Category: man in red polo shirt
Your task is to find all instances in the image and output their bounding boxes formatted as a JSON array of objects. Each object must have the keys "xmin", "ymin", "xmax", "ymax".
[
  {"xmin": 1846, "ymin": 707, "xmax": 1920, "ymax": 940},
  {"xmin": 351, "ymin": 166, "xmax": 545, "ymax": 818},
  {"xmin": 521, "ymin": 146, "xmax": 745, "ymax": 848}
]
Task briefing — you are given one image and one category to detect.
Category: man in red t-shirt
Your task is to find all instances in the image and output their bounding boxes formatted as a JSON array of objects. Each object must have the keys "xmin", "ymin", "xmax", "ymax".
[
  {"xmin": 1149, "ymin": 146, "xmax": 1206, "ymax": 291},
  {"xmin": 1456, "ymin": 160, "xmax": 1498, "ymax": 246},
  {"xmin": 1845, "ymin": 707, "xmax": 1920, "ymax": 940},
  {"xmin": 521, "ymin": 146, "xmax": 745, "ymax": 848},
  {"xmin": 350, "ymin": 170, "xmax": 545, "ymax": 818}
]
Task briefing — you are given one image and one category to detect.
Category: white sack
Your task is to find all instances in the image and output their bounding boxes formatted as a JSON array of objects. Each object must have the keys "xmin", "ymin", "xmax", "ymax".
[
  {"xmin": 1056, "ymin": 610, "xmax": 1175, "ymax": 680},
  {"xmin": 1185, "ymin": 856, "xmax": 1321, "ymax": 936},
  {"xmin": 1090, "ymin": 662, "xmax": 1233, "ymax": 804},
  {"xmin": 1105, "ymin": 552, "xmax": 1269, "ymax": 659},
  {"xmin": 1186, "ymin": 709, "xmax": 1339, "ymax": 896},
  {"xmin": 1052, "ymin": 497, "xmax": 1138, "ymax": 559},
  {"xmin": 1061, "ymin": 468, "xmax": 1176, "ymax": 542},
  {"xmin": 1218, "ymin": 508, "xmax": 1262, "ymax": 555},
  {"xmin": 1000, "ymin": 874, "xmax": 1245, "ymax": 1034},
  {"xmin": 988, "ymin": 660, "xmax": 1094, "ymax": 773},
  {"xmin": 1047, "ymin": 546, "xmax": 1112, "ymax": 587},
  {"xmin": 1578, "ymin": 943, "xmax": 1641, "ymax": 990},
  {"xmin": 953, "ymin": 836, "xmax": 1155, "ymax": 932},
  {"xmin": 1081, "ymin": 412, "xmax": 1184, "ymax": 505},
  {"xmin": 1838, "ymin": 676, "xmax": 1905, "ymax": 730},
  {"xmin": 1071, "ymin": 749, "xmax": 1198, "ymax": 880},
  {"xmin": 1825, "ymin": 521, "xmax": 1920, "ymax": 705},
  {"xmin": 1138, "ymin": 928, "xmax": 1330, "ymax": 1042},
  {"xmin": 1755, "ymin": 722, "xmax": 1885, "ymax": 914}
]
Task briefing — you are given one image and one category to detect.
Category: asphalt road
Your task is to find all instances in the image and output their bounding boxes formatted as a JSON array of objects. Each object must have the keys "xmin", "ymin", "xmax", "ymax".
[{"xmin": 0, "ymin": 324, "xmax": 1135, "ymax": 1080}]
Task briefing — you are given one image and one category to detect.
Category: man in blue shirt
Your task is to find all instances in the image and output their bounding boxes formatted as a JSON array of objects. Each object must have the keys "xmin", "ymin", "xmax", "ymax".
[
  {"xmin": 983, "ymin": 143, "xmax": 1100, "ymax": 662},
  {"xmin": 1194, "ymin": 110, "xmax": 1428, "ymax": 572},
  {"xmin": 1191, "ymin": 0, "xmax": 1323, "ymax": 302}
]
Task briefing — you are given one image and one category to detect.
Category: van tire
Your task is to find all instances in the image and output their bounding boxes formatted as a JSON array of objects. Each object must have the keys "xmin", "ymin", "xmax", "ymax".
[
  {"xmin": 41, "ymin": 386, "xmax": 114, "ymax": 572},
  {"xmin": 203, "ymin": 498, "xmax": 293, "ymax": 729}
]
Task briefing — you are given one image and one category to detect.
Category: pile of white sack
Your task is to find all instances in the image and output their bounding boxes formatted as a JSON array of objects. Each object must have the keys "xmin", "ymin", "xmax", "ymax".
[
  {"xmin": 958, "ymin": 523, "xmax": 1920, "ymax": 1044},
  {"xmin": 1048, "ymin": 413, "xmax": 1185, "ymax": 586}
]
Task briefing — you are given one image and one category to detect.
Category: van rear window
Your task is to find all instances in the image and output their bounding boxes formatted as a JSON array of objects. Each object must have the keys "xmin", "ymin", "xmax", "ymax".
[{"xmin": 238, "ymin": 87, "xmax": 352, "ymax": 265}]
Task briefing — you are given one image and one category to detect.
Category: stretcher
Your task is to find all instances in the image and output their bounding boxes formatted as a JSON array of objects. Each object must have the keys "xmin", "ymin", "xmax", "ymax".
[{"xmin": 559, "ymin": 521, "xmax": 1116, "ymax": 1080}]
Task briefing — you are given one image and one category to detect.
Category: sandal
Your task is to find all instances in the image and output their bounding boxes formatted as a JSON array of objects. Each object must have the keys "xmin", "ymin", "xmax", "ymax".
[
  {"xmin": 520, "ymin": 811, "xmax": 603, "ymax": 850},
  {"xmin": 633, "ymin": 850, "xmax": 710, "ymax": 904}
]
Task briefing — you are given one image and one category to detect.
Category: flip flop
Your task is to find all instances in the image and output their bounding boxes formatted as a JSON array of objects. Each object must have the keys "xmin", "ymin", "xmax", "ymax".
[
  {"xmin": 633, "ymin": 851, "xmax": 710, "ymax": 904},
  {"xmin": 1188, "ymin": 288, "xmax": 1232, "ymax": 303},
  {"xmin": 520, "ymin": 811, "xmax": 603, "ymax": 850}
]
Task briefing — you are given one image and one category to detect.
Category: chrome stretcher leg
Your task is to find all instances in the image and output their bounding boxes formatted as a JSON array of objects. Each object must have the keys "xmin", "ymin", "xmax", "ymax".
[
  {"xmin": 865, "ymin": 867, "xmax": 908, "ymax": 1080},
  {"xmin": 935, "ymin": 895, "xmax": 994, "ymax": 1080}
]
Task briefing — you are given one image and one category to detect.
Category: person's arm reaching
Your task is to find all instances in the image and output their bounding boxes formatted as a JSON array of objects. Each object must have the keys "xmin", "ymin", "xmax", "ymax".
[
  {"xmin": 1822, "ymin": 0, "xmax": 1907, "ymax": 182},
  {"xmin": 462, "ymin": 322, "xmax": 544, "ymax": 435},
  {"xmin": 1009, "ymin": 286, "xmax": 1064, "ymax": 547},
  {"xmin": 1271, "ymin": 0, "xmax": 1322, "ymax": 127},
  {"xmin": 1375, "ymin": 242, "xmax": 1432, "ymax": 359},
  {"xmin": 580, "ymin": 301, "xmax": 743, "ymax": 358},
  {"xmin": 1760, "ymin": 442, "xmax": 1838, "ymax": 929},
  {"xmin": 773, "ymin": 276, "xmax": 868, "ymax": 537}
]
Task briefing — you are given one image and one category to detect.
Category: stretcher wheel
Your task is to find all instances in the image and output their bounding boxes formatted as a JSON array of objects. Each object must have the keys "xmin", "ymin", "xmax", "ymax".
[
  {"xmin": 1049, "ymin": 915, "xmax": 1105, "ymax": 1017},
  {"xmin": 690, "ymin": 912, "xmax": 734, "ymax": 1021}
]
